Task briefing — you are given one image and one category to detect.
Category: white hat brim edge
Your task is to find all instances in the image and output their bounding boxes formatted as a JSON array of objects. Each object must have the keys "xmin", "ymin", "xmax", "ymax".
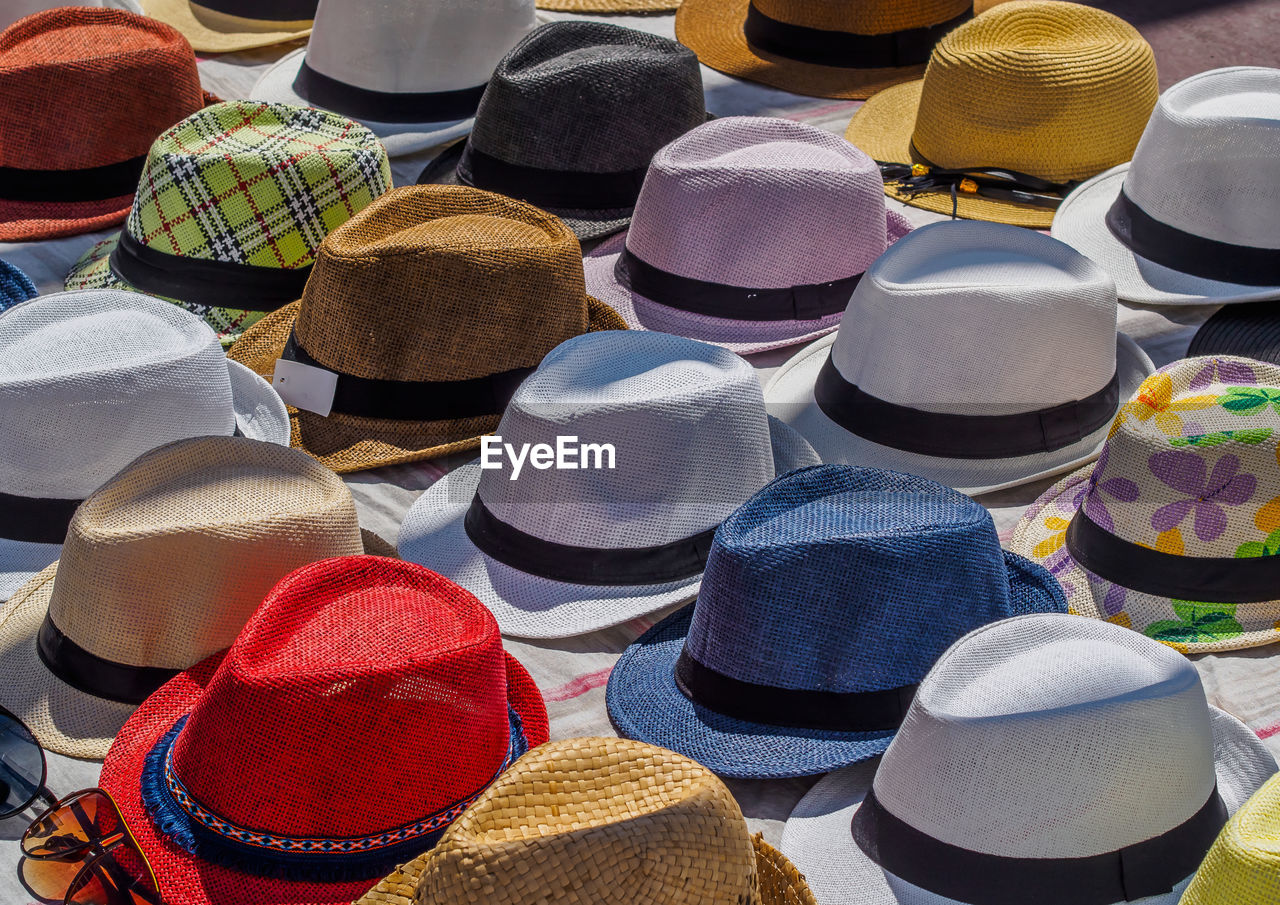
[
  {"xmin": 227, "ymin": 359, "xmax": 290, "ymax": 445},
  {"xmin": 779, "ymin": 705, "xmax": 1278, "ymax": 905}
]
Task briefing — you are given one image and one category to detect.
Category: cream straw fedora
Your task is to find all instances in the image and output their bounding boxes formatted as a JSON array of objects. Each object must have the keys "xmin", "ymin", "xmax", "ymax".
[{"xmin": 138, "ymin": 0, "xmax": 313, "ymax": 54}]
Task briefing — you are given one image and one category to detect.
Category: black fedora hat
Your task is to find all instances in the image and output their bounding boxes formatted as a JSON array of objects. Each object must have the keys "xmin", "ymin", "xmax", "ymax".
[{"xmin": 1189, "ymin": 301, "xmax": 1280, "ymax": 365}]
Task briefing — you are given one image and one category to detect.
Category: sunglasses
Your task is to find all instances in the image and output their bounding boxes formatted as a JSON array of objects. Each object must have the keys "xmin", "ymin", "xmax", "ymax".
[{"xmin": 0, "ymin": 706, "xmax": 163, "ymax": 905}]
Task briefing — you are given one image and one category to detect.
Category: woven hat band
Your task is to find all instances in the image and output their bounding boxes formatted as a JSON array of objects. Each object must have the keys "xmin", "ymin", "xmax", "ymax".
[
  {"xmin": 743, "ymin": 2, "xmax": 972, "ymax": 69},
  {"xmin": 1066, "ymin": 510, "xmax": 1280, "ymax": 604},
  {"xmin": 0, "ymin": 155, "xmax": 145, "ymax": 203},
  {"xmin": 0, "ymin": 490, "xmax": 81, "ymax": 543},
  {"xmin": 458, "ymin": 143, "xmax": 647, "ymax": 211},
  {"xmin": 674, "ymin": 649, "xmax": 917, "ymax": 731},
  {"xmin": 36, "ymin": 615, "xmax": 179, "ymax": 705},
  {"xmin": 464, "ymin": 496, "xmax": 714, "ymax": 586},
  {"xmin": 814, "ymin": 356, "xmax": 1120, "ymax": 459},
  {"xmin": 853, "ymin": 785, "xmax": 1228, "ymax": 905},
  {"xmin": 293, "ymin": 61, "xmax": 486, "ymax": 124},
  {"xmin": 281, "ymin": 330, "xmax": 533, "ymax": 421},
  {"xmin": 620, "ymin": 248, "xmax": 862, "ymax": 321},
  {"xmin": 1107, "ymin": 190, "xmax": 1280, "ymax": 287},
  {"xmin": 192, "ymin": 0, "xmax": 316, "ymax": 20},
  {"xmin": 110, "ymin": 230, "xmax": 311, "ymax": 312}
]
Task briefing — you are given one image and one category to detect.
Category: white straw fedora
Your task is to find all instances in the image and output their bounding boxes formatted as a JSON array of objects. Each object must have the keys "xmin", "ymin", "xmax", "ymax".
[
  {"xmin": 396, "ymin": 329, "xmax": 818, "ymax": 639},
  {"xmin": 764, "ymin": 220, "xmax": 1154, "ymax": 496},
  {"xmin": 250, "ymin": 0, "xmax": 539, "ymax": 157},
  {"xmin": 781, "ymin": 613, "xmax": 1279, "ymax": 905},
  {"xmin": 0, "ymin": 289, "xmax": 288, "ymax": 600},
  {"xmin": 1052, "ymin": 67, "xmax": 1280, "ymax": 306}
]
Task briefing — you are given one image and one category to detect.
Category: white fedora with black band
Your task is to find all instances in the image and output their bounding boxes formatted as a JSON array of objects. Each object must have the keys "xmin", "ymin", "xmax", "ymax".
[{"xmin": 1053, "ymin": 67, "xmax": 1280, "ymax": 306}]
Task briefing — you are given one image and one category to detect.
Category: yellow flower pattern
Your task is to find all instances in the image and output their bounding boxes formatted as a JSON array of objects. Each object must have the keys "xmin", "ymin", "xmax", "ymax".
[
  {"xmin": 1032, "ymin": 516, "xmax": 1070, "ymax": 558},
  {"xmin": 1123, "ymin": 372, "xmax": 1217, "ymax": 436}
]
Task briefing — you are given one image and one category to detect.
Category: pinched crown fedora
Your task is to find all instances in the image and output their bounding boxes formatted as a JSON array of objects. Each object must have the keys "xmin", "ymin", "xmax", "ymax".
[
  {"xmin": 781, "ymin": 613, "xmax": 1279, "ymax": 905},
  {"xmin": 396, "ymin": 329, "xmax": 819, "ymax": 639},
  {"xmin": 1011, "ymin": 356, "xmax": 1280, "ymax": 654},
  {"xmin": 64, "ymin": 101, "xmax": 392, "ymax": 347},
  {"xmin": 0, "ymin": 435, "xmax": 394, "ymax": 759},
  {"xmin": 418, "ymin": 21, "xmax": 708, "ymax": 241},
  {"xmin": 765, "ymin": 221, "xmax": 1154, "ymax": 495},
  {"xmin": 251, "ymin": 0, "xmax": 538, "ymax": 157},
  {"xmin": 356, "ymin": 737, "xmax": 818, "ymax": 905},
  {"xmin": 228, "ymin": 184, "xmax": 625, "ymax": 474},
  {"xmin": 607, "ymin": 464, "xmax": 1067, "ymax": 779},
  {"xmin": 1053, "ymin": 67, "xmax": 1280, "ymax": 306},
  {"xmin": 1180, "ymin": 773, "xmax": 1280, "ymax": 905},
  {"xmin": 99, "ymin": 555, "xmax": 549, "ymax": 905},
  {"xmin": 584, "ymin": 116, "xmax": 914, "ymax": 354},
  {"xmin": 138, "ymin": 0, "xmax": 315, "ymax": 53},
  {"xmin": 0, "ymin": 7, "xmax": 215, "ymax": 242},
  {"xmin": 847, "ymin": 0, "xmax": 1158, "ymax": 229},
  {"xmin": 676, "ymin": 0, "xmax": 994, "ymax": 100},
  {"xmin": 0, "ymin": 290, "xmax": 288, "ymax": 601}
]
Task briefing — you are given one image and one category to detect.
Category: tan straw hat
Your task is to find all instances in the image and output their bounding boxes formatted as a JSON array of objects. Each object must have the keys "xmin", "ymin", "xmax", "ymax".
[
  {"xmin": 138, "ymin": 0, "xmax": 313, "ymax": 53},
  {"xmin": 0, "ymin": 435, "xmax": 393, "ymax": 759},
  {"xmin": 227, "ymin": 184, "xmax": 626, "ymax": 474},
  {"xmin": 356, "ymin": 736, "xmax": 818, "ymax": 905},
  {"xmin": 845, "ymin": 0, "xmax": 1158, "ymax": 228},
  {"xmin": 537, "ymin": 0, "xmax": 676, "ymax": 10}
]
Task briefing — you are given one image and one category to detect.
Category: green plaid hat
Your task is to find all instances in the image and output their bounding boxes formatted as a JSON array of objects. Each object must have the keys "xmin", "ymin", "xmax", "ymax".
[{"xmin": 64, "ymin": 101, "xmax": 392, "ymax": 346}]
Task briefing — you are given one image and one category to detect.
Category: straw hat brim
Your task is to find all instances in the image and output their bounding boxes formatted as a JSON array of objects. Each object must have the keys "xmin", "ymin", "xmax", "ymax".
[
  {"xmin": 605, "ymin": 552, "xmax": 1065, "ymax": 779},
  {"xmin": 778, "ymin": 707, "xmax": 1279, "ymax": 905},
  {"xmin": 844, "ymin": 79, "xmax": 1056, "ymax": 229},
  {"xmin": 226, "ymin": 298, "xmax": 627, "ymax": 474},
  {"xmin": 139, "ymin": 0, "xmax": 310, "ymax": 53},
  {"xmin": 1052, "ymin": 165, "xmax": 1280, "ymax": 306},
  {"xmin": 582, "ymin": 211, "xmax": 914, "ymax": 355},
  {"xmin": 395, "ymin": 419, "xmax": 818, "ymax": 639},
  {"xmin": 536, "ymin": 0, "xmax": 678, "ymax": 11},
  {"xmin": 0, "ymin": 530, "xmax": 394, "ymax": 760},
  {"xmin": 763, "ymin": 330, "xmax": 1154, "ymax": 496},
  {"xmin": 97, "ymin": 641, "xmax": 546, "ymax": 905},
  {"xmin": 250, "ymin": 49, "xmax": 476, "ymax": 158},
  {"xmin": 0, "ymin": 195, "xmax": 132, "ymax": 243},
  {"xmin": 1009, "ymin": 465, "xmax": 1280, "ymax": 653}
]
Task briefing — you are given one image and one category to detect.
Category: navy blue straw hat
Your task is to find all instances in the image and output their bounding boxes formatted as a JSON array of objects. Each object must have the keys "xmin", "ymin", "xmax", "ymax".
[
  {"xmin": 606, "ymin": 464, "xmax": 1068, "ymax": 778},
  {"xmin": 0, "ymin": 258, "xmax": 36, "ymax": 313}
]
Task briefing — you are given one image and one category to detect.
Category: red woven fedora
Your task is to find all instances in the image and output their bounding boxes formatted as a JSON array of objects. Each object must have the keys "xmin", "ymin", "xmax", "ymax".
[
  {"xmin": 0, "ymin": 7, "xmax": 214, "ymax": 242},
  {"xmin": 98, "ymin": 555, "xmax": 549, "ymax": 905}
]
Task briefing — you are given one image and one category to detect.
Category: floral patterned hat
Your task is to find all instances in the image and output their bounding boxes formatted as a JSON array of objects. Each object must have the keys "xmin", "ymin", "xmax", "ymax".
[{"xmin": 1011, "ymin": 356, "xmax": 1280, "ymax": 653}]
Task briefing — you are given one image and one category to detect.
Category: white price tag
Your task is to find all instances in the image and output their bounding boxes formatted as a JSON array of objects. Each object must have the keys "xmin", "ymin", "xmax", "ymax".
[{"xmin": 272, "ymin": 358, "xmax": 338, "ymax": 417}]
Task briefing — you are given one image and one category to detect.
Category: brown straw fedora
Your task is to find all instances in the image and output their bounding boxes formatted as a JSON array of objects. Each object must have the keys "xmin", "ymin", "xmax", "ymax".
[
  {"xmin": 676, "ymin": 0, "xmax": 1002, "ymax": 100},
  {"xmin": 845, "ymin": 0, "xmax": 1158, "ymax": 228},
  {"xmin": 0, "ymin": 435, "xmax": 394, "ymax": 760},
  {"xmin": 356, "ymin": 736, "xmax": 818, "ymax": 905},
  {"xmin": 227, "ymin": 184, "xmax": 626, "ymax": 474}
]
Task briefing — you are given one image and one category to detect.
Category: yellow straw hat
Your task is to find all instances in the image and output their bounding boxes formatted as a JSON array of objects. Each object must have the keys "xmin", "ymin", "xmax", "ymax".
[
  {"xmin": 1181, "ymin": 773, "xmax": 1280, "ymax": 905},
  {"xmin": 845, "ymin": 0, "xmax": 1158, "ymax": 227},
  {"xmin": 138, "ymin": 0, "xmax": 312, "ymax": 53},
  {"xmin": 355, "ymin": 737, "xmax": 818, "ymax": 905}
]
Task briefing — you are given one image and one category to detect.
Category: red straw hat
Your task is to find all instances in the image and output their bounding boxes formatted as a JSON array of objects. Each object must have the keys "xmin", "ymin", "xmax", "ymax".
[
  {"xmin": 0, "ymin": 7, "xmax": 214, "ymax": 242},
  {"xmin": 98, "ymin": 555, "xmax": 549, "ymax": 905}
]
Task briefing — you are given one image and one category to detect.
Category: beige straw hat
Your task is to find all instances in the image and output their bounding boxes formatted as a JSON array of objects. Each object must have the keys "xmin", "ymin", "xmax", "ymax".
[
  {"xmin": 138, "ymin": 0, "xmax": 312, "ymax": 53},
  {"xmin": 355, "ymin": 736, "xmax": 818, "ymax": 905},
  {"xmin": 537, "ymin": 0, "xmax": 676, "ymax": 10},
  {"xmin": 0, "ymin": 435, "xmax": 393, "ymax": 759},
  {"xmin": 845, "ymin": 0, "xmax": 1157, "ymax": 228}
]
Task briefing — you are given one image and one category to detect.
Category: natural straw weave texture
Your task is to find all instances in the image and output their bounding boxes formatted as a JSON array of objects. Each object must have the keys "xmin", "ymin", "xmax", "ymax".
[
  {"xmin": 537, "ymin": 0, "xmax": 678, "ymax": 11},
  {"xmin": 0, "ymin": 7, "xmax": 213, "ymax": 241},
  {"xmin": 353, "ymin": 737, "xmax": 818, "ymax": 905},
  {"xmin": 0, "ymin": 258, "xmax": 35, "ymax": 312},
  {"xmin": 228, "ymin": 184, "xmax": 625, "ymax": 474},
  {"xmin": 1181, "ymin": 773, "xmax": 1280, "ymax": 905},
  {"xmin": 846, "ymin": 0, "xmax": 1157, "ymax": 227},
  {"xmin": 138, "ymin": 0, "xmax": 313, "ymax": 53}
]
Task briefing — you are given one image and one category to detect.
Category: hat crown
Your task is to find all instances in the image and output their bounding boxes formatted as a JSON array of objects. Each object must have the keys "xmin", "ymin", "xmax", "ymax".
[
  {"xmin": 0, "ymin": 7, "xmax": 205, "ymax": 171},
  {"xmin": 293, "ymin": 185, "xmax": 593, "ymax": 382},
  {"xmin": 626, "ymin": 117, "xmax": 889, "ymax": 287},
  {"xmin": 912, "ymin": 0, "xmax": 1157, "ymax": 182},
  {"xmin": 684, "ymin": 465, "xmax": 1025, "ymax": 692},
  {"xmin": 46, "ymin": 436, "xmax": 364, "ymax": 671},
  {"xmin": 1181, "ymin": 773, "xmax": 1280, "ymax": 905},
  {"xmin": 0, "ymin": 290, "xmax": 239, "ymax": 499},
  {"xmin": 416, "ymin": 738, "xmax": 761, "ymax": 905},
  {"xmin": 830, "ymin": 220, "xmax": 1118, "ymax": 415},
  {"xmin": 752, "ymin": 0, "xmax": 969, "ymax": 35},
  {"xmin": 466, "ymin": 22, "xmax": 705, "ymax": 175},
  {"xmin": 1082, "ymin": 356, "xmax": 1280, "ymax": 558},
  {"xmin": 1123, "ymin": 67, "xmax": 1280, "ymax": 252},
  {"xmin": 305, "ymin": 0, "xmax": 536, "ymax": 94},
  {"xmin": 170, "ymin": 557, "xmax": 521, "ymax": 840},
  {"xmin": 124, "ymin": 101, "xmax": 391, "ymax": 268},
  {"xmin": 477, "ymin": 330, "xmax": 776, "ymax": 549},
  {"xmin": 874, "ymin": 614, "xmax": 1218, "ymax": 858}
]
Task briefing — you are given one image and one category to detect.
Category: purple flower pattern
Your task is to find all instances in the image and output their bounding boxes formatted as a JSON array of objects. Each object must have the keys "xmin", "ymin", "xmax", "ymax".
[
  {"xmin": 1148, "ymin": 451, "xmax": 1257, "ymax": 543},
  {"xmin": 1077, "ymin": 445, "xmax": 1139, "ymax": 532},
  {"xmin": 1188, "ymin": 359, "xmax": 1258, "ymax": 391}
]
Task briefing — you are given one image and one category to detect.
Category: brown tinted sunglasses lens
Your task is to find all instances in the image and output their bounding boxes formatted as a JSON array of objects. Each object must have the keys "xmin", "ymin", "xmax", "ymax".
[
  {"xmin": 66, "ymin": 845, "xmax": 161, "ymax": 905},
  {"xmin": 23, "ymin": 790, "xmax": 123, "ymax": 858},
  {"xmin": 20, "ymin": 851, "xmax": 86, "ymax": 903}
]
